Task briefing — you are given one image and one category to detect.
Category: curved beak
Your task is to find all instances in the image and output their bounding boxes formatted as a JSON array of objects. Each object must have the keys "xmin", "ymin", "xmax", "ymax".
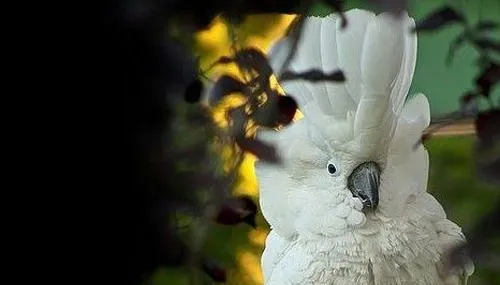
[{"xmin": 347, "ymin": 161, "xmax": 380, "ymax": 211}]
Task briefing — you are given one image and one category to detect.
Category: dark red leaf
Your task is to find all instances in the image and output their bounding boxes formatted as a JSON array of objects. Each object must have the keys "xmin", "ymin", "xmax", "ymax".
[
  {"xmin": 251, "ymin": 98, "xmax": 281, "ymax": 127},
  {"xmin": 236, "ymin": 136, "xmax": 281, "ymax": 163},
  {"xmin": 475, "ymin": 109, "xmax": 500, "ymax": 146},
  {"xmin": 234, "ymin": 48, "xmax": 274, "ymax": 78},
  {"xmin": 252, "ymin": 94, "xmax": 297, "ymax": 128},
  {"xmin": 474, "ymin": 110, "xmax": 500, "ymax": 185},
  {"xmin": 212, "ymin": 195, "xmax": 258, "ymax": 227},
  {"xmin": 204, "ymin": 56, "xmax": 235, "ymax": 73},
  {"xmin": 277, "ymin": 95, "xmax": 298, "ymax": 125},
  {"xmin": 216, "ymin": 56, "xmax": 234, "ymax": 65},
  {"xmin": 200, "ymin": 258, "xmax": 227, "ymax": 283},
  {"xmin": 412, "ymin": 6, "xmax": 465, "ymax": 33},
  {"xmin": 184, "ymin": 79, "xmax": 204, "ymax": 103},
  {"xmin": 475, "ymin": 62, "xmax": 500, "ymax": 97},
  {"xmin": 209, "ymin": 75, "xmax": 247, "ymax": 106},
  {"xmin": 280, "ymin": 69, "xmax": 345, "ymax": 82}
]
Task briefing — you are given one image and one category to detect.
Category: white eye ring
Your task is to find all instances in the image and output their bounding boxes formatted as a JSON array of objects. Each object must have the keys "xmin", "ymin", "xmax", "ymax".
[{"xmin": 327, "ymin": 160, "xmax": 339, "ymax": 176}]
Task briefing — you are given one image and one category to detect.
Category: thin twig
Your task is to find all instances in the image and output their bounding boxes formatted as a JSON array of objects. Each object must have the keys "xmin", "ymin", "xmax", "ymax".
[{"xmin": 278, "ymin": 15, "xmax": 305, "ymax": 79}]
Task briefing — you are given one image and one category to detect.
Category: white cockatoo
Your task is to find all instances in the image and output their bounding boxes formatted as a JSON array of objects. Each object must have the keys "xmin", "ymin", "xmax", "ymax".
[{"xmin": 254, "ymin": 9, "xmax": 474, "ymax": 285}]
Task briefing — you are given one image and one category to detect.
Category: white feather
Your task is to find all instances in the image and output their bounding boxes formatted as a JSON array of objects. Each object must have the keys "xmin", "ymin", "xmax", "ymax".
[
  {"xmin": 354, "ymin": 12, "xmax": 414, "ymax": 158},
  {"xmin": 379, "ymin": 93, "xmax": 431, "ymax": 218},
  {"xmin": 336, "ymin": 9, "xmax": 375, "ymax": 104},
  {"xmin": 360, "ymin": 12, "xmax": 405, "ymax": 94},
  {"xmin": 390, "ymin": 15, "xmax": 418, "ymax": 116},
  {"xmin": 261, "ymin": 230, "xmax": 292, "ymax": 283},
  {"xmin": 321, "ymin": 14, "xmax": 357, "ymax": 118}
]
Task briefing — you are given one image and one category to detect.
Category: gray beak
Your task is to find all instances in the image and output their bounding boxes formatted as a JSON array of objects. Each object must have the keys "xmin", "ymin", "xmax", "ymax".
[{"xmin": 347, "ymin": 161, "xmax": 381, "ymax": 211}]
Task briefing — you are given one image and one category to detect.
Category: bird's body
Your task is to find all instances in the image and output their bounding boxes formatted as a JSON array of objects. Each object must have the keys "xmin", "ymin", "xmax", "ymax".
[
  {"xmin": 263, "ymin": 198, "xmax": 467, "ymax": 285},
  {"xmin": 255, "ymin": 9, "xmax": 474, "ymax": 285}
]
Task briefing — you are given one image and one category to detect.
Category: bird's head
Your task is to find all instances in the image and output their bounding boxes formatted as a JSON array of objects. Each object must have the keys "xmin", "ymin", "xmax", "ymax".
[{"xmin": 255, "ymin": 9, "xmax": 431, "ymax": 238}]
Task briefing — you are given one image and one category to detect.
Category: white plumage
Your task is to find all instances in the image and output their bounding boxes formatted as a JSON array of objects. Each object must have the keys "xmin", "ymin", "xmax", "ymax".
[{"xmin": 255, "ymin": 9, "xmax": 474, "ymax": 285}]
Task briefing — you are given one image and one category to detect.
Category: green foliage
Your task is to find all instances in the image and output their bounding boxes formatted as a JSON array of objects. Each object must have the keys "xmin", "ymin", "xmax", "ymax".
[
  {"xmin": 427, "ymin": 136, "xmax": 500, "ymax": 285},
  {"xmin": 154, "ymin": 136, "xmax": 500, "ymax": 284},
  {"xmin": 427, "ymin": 136, "xmax": 499, "ymax": 226}
]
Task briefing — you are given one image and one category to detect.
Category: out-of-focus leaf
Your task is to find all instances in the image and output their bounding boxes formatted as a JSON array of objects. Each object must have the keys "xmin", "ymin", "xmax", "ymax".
[
  {"xmin": 213, "ymin": 56, "xmax": 234, "ymax": 65},
  {"xmin": 200, "ymin": 257, "xmax": 227, "ymax": 283},
  {"xmin": 473, "ymin": 37, "xmax": 500, "ymax": 53},
  {"xmin": 252, "ymin": 98, "xmax": 280, "ymax": 127},
  {"xmin": 323, "ymin": 0, "xmax": 347, "ymax": 28},
  {"xmin": 210, "ymin": 195, "xmax": 257, "ymax": 227},
  {"xmin": 475, "ymin": 109, "xmax": 500, "ymax": 147},
  {"xmin": 475, "ymin": 21, "xmax": 499, "ymax": 32},
  {"xmin": 476, "ymin": 155, "xmax": 500, "ymax": 186},
  {"xmin": 252, "ymin": 93, "xmax": 297, "ymax": 128},
  {"xmin": 221, "ymin": 13, "xmax": 247, "ymax": 27},
  {"xmin": 235, "ymin": 136, "xmax": 281, "ymax": 163},
  {"xmin": 184, "ymin": 79, "xmax": 204, "ymax": 103},
  {"xmin": 447, "ymin": 205, "xmax": 500, "ymax": 275},
  {"xmin": 234, "ymin": 47, "xmax": 274, "ymax": 78},
  {"xmin": 474, "ymin": 109, "xmax": 500, "ymax": 186},
  {"xmin": 277, "ymin": 95, "xmax": 298, "ymax": 125},
  {"xmin": 475, "ymin": 62, "xmax": 500, "ymax": 97},
  {"xmin": 475, "ymin": 54, "xmax": 492, "ymax": 69},
  {"xmin": 412, "ymin": 6, "xmax": 465, "ymax": 33},
  {"xmin": 459, "ymin": 92, "xmax": 479, "ymax": 117},
  {"xmin": 280, "ymin": 69, "xmax": 345, "ymax": 82},
  {"xmin": 368, "ymin": 0, "xmax": 408, "ymax": 17},
  {"xmin": 204, "ymin": 55, "xmax": 235, "ymax": 74},
  {"xmin": 446, "ymin": 33, "xmax": 467, "ymax": 65},
  {"xmin": 209, "ymin": 75, "xmax": 248, "ymax": 106}
]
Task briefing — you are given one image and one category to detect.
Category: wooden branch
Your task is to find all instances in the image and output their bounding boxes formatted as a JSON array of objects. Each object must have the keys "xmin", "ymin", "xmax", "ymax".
[{"xmin": 426, "ymin": 119, "xmax": 476, "ymax": 137}]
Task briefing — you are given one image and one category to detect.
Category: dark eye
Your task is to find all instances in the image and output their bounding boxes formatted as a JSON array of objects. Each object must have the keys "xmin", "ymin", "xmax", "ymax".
[{"xmin": 327, "ymin": 162, "xmax": 337, "ymax": 175}]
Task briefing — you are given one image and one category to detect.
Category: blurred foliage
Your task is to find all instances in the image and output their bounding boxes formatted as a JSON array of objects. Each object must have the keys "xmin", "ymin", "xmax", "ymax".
[
  {"xmin": 409, "ymin": 0, "xmax": 500, "ymax": 115},
  {"xmin": 426, "ymin": 137, "xmax": 500, "ymax": 285},
  {"xmin": 151, "ymin": 3, "xmax": 500, "ymax": 284},
  {"xmin": 152, "ymin": 134, "xmax": 500, "ymax": 285}
]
